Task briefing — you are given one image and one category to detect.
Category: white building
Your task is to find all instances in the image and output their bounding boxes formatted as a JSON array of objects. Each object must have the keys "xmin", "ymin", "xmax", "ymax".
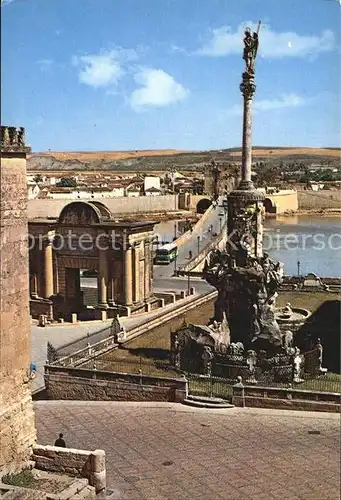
[
  {"xmin": 27, "ymin": 184, "xmax": 40, "ymax": 199},
  {"xmin": 144, "ymin": 176, "xmax": 161, "ymax": 193}
]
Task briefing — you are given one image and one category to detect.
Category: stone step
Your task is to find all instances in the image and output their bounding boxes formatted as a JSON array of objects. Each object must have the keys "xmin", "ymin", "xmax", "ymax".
[
  {"xmin": 70, "ymin": 484, "xmax": 96, "ymax": 499},
  {"xmin": 183, "ymin": 395, "xmax": 234, "ymax": 409},
  {"xmin": 187, "ymin": 394, "xmax": 229, "ymax": 404}
]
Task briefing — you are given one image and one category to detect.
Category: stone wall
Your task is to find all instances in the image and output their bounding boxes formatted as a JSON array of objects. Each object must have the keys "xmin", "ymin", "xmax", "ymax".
[
  {"xmin": 298, "ymin": 190, "xmax": 341, "ymax": 209},
  {"xmin": 0, "ymin": 153, "xmax": 36, "ymax": 475},
  {"xmin": 28, "ymin": 195, "xmax": 179, "ymax": 219},
  {"xmin": 45, "ymin": 367, "xmax": 188, "ymax": 403},
  {"xmin": 265, "ymin": 190, "xmax": 298, "ymax": 214},
  {"xmin": 32, "ymin": 445, "xmax": 106, "ymax": 493},
  {"xmin": 232, "ymin": 383, "xmax": 340, "ymax": 412}
]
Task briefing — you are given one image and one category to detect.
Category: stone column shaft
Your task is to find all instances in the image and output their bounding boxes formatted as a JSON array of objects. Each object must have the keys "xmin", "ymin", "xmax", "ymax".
[
  {"xmin": 133, "ymin": 246, "xmax": 140, "ymax": 303},
  {"xmin": 144, "ymin": 242, "xmax": 151, "ymax": 300},
  {"xmin": 98, "ymin": 248, "xmax": 108, "ymax": 307},
  {"xmin": 241, "ymin": 97, "xmax": 253, "ymax": 184},
  {"xmin": 30, "ymin": 273, "xmax": 38, "ymax": 298},
  {"xmin": 44, "ymin": 239, "xmax": 54, "ymax": 298},
  {"xmin": 124, "ymin": 246, "xmax": 133, "ymax": 306}
]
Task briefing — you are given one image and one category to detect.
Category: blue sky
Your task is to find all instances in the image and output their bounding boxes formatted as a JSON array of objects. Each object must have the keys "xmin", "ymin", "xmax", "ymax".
[{"xmin": 1, "ymin": 0, "xmax": 340, "ymax": 152}]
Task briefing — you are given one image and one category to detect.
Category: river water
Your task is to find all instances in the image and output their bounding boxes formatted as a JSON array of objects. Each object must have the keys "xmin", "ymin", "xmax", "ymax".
[
  {"xmin": 156, "ymin": 215, "xmax": 341, "ymax": 277},
  {"xmin": 264, "ymin": 215, "xmax": 341, "ymax": 277}
]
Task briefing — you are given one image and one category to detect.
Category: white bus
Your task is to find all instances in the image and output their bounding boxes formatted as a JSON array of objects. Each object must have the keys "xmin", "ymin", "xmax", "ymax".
[{"xmin": 154, "ymin": 243, "xmax": 179, "ymax": 265}]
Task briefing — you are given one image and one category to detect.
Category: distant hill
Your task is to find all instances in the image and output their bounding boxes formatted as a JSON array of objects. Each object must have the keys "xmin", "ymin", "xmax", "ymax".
[{"xmin": 27, "ymin": 147, "xmax": 340, "ymax": 172}]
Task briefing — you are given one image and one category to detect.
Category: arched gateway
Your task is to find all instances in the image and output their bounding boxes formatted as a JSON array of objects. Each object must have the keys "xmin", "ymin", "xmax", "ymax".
[{"xmin": 28, "ymin": 201, "xmax": 156, "ymax": 320}]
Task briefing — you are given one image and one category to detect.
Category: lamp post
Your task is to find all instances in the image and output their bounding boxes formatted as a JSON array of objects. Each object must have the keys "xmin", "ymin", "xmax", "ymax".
[
  {"xmin": 197, "ymin": 235, "xmax": 200, "ymax": 255},
  {"xmin": 187, "ymin": 271, "xmax": 190, "ymax": 294},
  {"xmin": 174, "ymin": 221, "xmax": 177, "ymax": 240},
  {"xmin": 174, "ymin": 252, "xmax": 177, "ymax": 276},
  {"xmin": 297, "ymin": 260, "xmax": 301, "ymax": 277},
  {"xmin": 219, "ymin": 216, "xmax": 223, "ymax": 233}
]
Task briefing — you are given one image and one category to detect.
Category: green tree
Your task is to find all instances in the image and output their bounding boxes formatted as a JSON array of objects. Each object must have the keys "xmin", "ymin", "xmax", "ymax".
[
  {"xmin": 33, "ymin": 174, "xmax": 43, "ymax": 183},
  {"xmin": 56, "ymin": 177, "xmax": 77, "ymax": 188}
]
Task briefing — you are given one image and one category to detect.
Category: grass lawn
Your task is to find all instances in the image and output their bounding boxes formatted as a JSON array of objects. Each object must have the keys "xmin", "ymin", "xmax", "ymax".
[
  {"xmin": 276, "ymin": 291, "xmax": 340, "ymax": 311},
  {"xmin": 296, "ymin": 372, "xmax": 341, "ymax": 393}
]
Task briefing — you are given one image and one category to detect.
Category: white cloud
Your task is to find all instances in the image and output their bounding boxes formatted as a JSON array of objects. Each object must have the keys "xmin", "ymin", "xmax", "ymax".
[
  {"xmin": 198, "ymin": 22, "xmax": 335, "ymax": 58},
  {"xmin": 254, "ymin": 93, "xmax": 306, "ymax": 111},
  {"xmin": 226, "ymin": 93, "xmax": 306, "ymax": 115},
  {"xmin": 130, "ymin": 68, "xmax": 189, "ymax": 110},
  {"xmin": 36, "ymin": 59, "xmax": 54, "ymax": 70},
  {"xmin": 73, "ymin": 48, "xmax": 136, "ymax": 88}
]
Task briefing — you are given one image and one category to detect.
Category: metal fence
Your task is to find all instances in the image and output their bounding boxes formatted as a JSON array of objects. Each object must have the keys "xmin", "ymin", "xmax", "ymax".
[
  {"xmin": 80, "ymin": 355, "xmax": 179, "ymax": 378},
  {"xmin": 47, "ymin": 318, "xmax": 122, "ymax": 363},
  {"xmin": 187, "ymin": 374, "xmax": 234, "ymax": 399}
]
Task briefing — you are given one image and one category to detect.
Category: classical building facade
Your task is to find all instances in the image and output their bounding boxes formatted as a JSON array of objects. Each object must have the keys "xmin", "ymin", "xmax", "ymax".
[
  {"xmin": 29, "ymin": 201, "xmax": 156, "ymax": 320},
  {"xmin": 0, "ymin": 126, "xmax": 36, "ymax": 475}
]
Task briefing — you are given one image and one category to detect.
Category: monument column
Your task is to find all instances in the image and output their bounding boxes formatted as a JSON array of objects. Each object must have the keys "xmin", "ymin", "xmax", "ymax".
[
  {"xmin": 44, "ymin": 234, "xmax": 54, "ymax": 298},
  {"xmin": 124, "ymin": 245, "xmax": 133, "ymax": 306},
  {"xmin": 239, "ymin": 72, "xmax": 255, "ymax": 190},
  {"xmin": 98, "ymin": 246, "xmax": 108, "ymax": 308},
  {"xmin": 133, "ymin": 244, "xmax": 140, "ymax": 303}
]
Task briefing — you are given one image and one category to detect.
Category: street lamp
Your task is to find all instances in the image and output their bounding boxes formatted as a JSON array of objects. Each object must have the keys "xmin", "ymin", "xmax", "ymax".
[
  {"xmin": 174, "ymin": 221, "xmax": 177, "ymax": 240},
  {"xmin": 197, "ymin": 235, "xmax": 200, "ymax": 255},
  {"xmin": 219, "ymin": 216, "xmax": 223, "ymax": 232},
  {"xmin": 187, "ymin": 271, "xmax": 190, "ymax": 294},
  {"xmin": 174, "ymin": 251, "xmax": 177, "ymax": 276},
  {"xmin": 297, "ymin": 260, "xmax": 301, "ymax": 277}
]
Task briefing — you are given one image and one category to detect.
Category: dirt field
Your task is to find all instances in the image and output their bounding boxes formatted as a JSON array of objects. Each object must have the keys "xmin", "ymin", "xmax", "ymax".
[
  {"xmin": 28, "ymin": 149, "xmax": 188, "ymax": 162},
  {"xmin": 229, "ymin": 147, "xmax": 341, "ymax": 158}
]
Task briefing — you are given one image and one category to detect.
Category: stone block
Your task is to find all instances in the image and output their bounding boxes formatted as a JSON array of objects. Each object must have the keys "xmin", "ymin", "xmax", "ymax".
[{"xmin": 71, "ymin": 313, "xmax": 78, "ymax": 324}]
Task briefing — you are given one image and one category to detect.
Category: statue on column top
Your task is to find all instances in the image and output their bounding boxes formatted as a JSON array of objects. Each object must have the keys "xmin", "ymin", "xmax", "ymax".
[{"xmin": 243, "ymin": 23, "xmax": 260, "ymax": 75}]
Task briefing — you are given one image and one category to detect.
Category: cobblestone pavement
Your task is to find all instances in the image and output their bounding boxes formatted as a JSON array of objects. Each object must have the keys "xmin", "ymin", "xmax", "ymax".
[{"xmin": 34, "ymin": 402, "xmax": 340, "ymax": 500}]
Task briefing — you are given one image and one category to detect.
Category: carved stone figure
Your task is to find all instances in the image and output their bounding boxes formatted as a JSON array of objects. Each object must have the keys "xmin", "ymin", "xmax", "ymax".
[
  {"xmin": 17, "ymin": 127, "xmax": 25, "ymax": 147},
  {"xmin": 202, "ymin": 346, "xmax": 214, "ymax": 376},
  {"xmin": 243, "ymin": 27, "xmax": 259, "ymax": 74},
  {"xmin": 229, "ymin": 342, "xmax": 245, "ymax": 356},
  {"xmin": 204, "ymin": 248, "xmax": 284, "ymax": 349},
  {"xmin": 292, "ymin": 347, "xmax": 304, "ymax": 383},
  {"xmin": 173, "ymin": 334, "xmax": 181, "ymax": 370},
  {"xmin": 246, "ymin": 349, "xmax": 257, "ymax": 383},
  {"xmin": 282, "ymin": 330, "xmax": 293, "ymax": 350},
  {"xmin": 316, "ymin": 338, "xmax": 327, "ymax": 374}
]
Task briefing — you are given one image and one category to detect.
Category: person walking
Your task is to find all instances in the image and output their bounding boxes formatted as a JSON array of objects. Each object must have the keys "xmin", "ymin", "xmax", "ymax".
[{"xmin": 54, "ymin": 433, "xmax": 66, "ymax": 448}]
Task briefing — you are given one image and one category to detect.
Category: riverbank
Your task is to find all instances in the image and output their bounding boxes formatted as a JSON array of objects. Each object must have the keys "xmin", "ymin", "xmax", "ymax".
[{"xmin": 266, "ymin": 209, "xmax": 341, "ymax": 218}]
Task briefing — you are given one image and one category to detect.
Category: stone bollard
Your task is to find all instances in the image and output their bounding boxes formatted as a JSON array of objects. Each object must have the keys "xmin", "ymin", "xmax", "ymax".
[
  {"xmin": 71, "ymin": 313, "xmax": 78, "ymax": 324},
  {"xmin": 39, "ymin": 314, "xmax": 47, "ymax": 327},
  {"xmin": 159, "ymin": 298, "xmax": 165, "ymax": 308},
  {"xmin": 58, "ymin": 317, "xmax": 64, "ymax": 323},
  {"xmin": 232, "ymin": 376, "xmax": 245, "ymax": 407},
  {"xmin": 180, "ymin": 290, "xmax": 186, "ymax": 299},
  {"xmin": 89, "ymin": 449, "xmax": 106, "ymax": 493},
  {"xmin": 189, "ymin": 286, "xmax": 196, "ymax": 295},
  {"xmin": 101, "ymin": 310, "xmax": 107, "ymax": 321}
]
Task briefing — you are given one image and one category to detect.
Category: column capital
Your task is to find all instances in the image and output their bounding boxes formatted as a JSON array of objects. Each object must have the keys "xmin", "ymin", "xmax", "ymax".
[{"xmin": 240, "ymin": 72, "xmax": 256, "ymax": 99}]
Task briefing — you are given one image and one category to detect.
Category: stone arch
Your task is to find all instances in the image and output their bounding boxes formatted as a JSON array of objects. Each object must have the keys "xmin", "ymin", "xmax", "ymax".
[
  {"xmin": 196, "ymin": 198, "xmax": 212, "ymax": 214},
  {"xmin": 89, "ymin": 201, "xmax": 111, "ymax": 220},
  {"xmin": 58, "ymin": 201, "xmax": 105, "ymax": 225},
  {"xmin": 264, "ymin": 198, "xmax": 277, "ymax": 214}
]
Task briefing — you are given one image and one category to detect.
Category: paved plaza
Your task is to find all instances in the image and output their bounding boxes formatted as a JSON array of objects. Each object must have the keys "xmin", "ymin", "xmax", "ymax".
[{"xmin": 35, "ymin": 402, "xmax": 340, "ymax": 500}]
